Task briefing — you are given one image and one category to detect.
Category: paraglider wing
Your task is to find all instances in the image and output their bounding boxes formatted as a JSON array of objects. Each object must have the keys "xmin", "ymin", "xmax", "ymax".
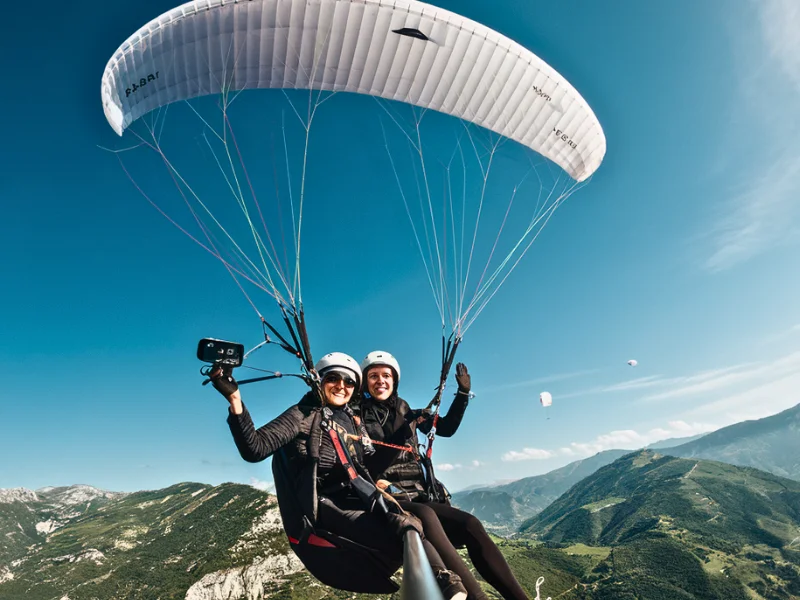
[
  {"xmin": 101, "ymin": 0, "xmax": 605, "ymax": 182},
  {"xmin": 627, "ymin": 359, "xmax": 638, "ymax": 367},
  {"xmin": 539, "ymin": 391, "xmax": 552, "ymax": 407}
]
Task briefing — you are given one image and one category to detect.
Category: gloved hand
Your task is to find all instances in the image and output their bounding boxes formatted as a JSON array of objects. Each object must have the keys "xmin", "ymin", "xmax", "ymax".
[
  {"xmin": 455, "ymin": 363, "xmax": 471, "ymax": 394},
  {"xmin": 208, "ymin": 363, "xmax": 239, "ymax": 397},
  {"xmin": 411, "ymin": 408, "xmax": 432, "ymax": 425},
  {"xmin": 379, "ymin": 488, "xmax": 404, "ymax": 511},
  {"xmin": 384, "ymin": 511, "xmax": 424, "ymax": 538}
]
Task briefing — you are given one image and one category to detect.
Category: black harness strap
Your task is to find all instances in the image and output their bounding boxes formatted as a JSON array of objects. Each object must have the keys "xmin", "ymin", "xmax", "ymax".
[{"xmin": 419, "ymin": 333, "xmax": 461, "ymax": 502}]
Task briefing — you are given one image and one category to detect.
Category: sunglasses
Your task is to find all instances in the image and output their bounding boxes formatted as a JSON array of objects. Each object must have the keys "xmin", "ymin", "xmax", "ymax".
[{"xmin": 322, "ymin": 372, "xmax": 357, "ymax": 388}]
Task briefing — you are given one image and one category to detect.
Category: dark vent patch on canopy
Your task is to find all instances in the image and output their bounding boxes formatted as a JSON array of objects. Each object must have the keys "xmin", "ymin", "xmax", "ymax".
[{"xmin": 392, "ymin": 28, "xmax": 430, "ymax": 41}]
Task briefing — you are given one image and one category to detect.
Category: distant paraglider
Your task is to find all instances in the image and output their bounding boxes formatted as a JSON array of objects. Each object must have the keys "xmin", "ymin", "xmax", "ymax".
[
  {"xmin": 627, "ymin": 359, "xmax": 638, "ymax": 367},
  {"xmin": 540, "ymin": 392, "xmax": 552, "ymax": 419}
]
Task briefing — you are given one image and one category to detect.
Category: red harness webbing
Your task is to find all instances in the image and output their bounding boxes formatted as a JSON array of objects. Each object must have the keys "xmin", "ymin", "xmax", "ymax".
[
  {"xmin": 425, "ymin": 412, "xmax": 440, "ymax": 459},
  {"xmin": 288, "ymin": 534, "xmax": 336, "ymax": 548},
  {"xmin": 327, "ymin": 427, "xmax": 359, "ymax": 481},
  {"xmin": 345, "ymin": 434, "xmax": 416, "ymax": 456}
]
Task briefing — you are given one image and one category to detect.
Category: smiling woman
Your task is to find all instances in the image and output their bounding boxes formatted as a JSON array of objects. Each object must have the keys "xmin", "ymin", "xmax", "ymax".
[{"xmin": 206, "ymin": 350, "xmax": 472, "ymax": 598}]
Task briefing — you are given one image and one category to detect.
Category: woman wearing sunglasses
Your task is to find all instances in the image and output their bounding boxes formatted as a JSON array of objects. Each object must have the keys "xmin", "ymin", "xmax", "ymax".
[
  {"xmin": 208, "ymin": 351, "xmax": 468, "ymax": 600},
  {"xmin": 358, "ymin": 351, "xmax": 531, "ymax": 600}
]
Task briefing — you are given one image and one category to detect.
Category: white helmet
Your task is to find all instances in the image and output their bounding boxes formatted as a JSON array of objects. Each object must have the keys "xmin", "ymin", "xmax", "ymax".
[
  {"xmin": 315, "ymin": 352, "xmax": 362, "ymax": 387},
  {"xmin": 360, "ymin": 350, "xmax": 401, "ymax": 383}
]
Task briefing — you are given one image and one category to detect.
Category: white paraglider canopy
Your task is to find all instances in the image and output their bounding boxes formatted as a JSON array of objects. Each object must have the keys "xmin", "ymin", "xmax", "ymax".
[
  {"xmin": 101, "ymin": 0, "xmax": 605, "ymax": 182},
  {"xmin": 99, "ymin": 0, "xmax": 606, "ymax": 360},
  {"xmin": 539, "ymin": 391, "xmax": 553, "ymax": 407},
  {"xmin": 627, "ymin": 359, "xmax": 638, "ymax": 367}
]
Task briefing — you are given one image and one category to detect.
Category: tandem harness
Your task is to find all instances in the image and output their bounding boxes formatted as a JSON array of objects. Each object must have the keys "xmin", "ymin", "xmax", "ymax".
[{"xmin": 271, "ymin": 406, "xmax": 401, "ymax": 594}]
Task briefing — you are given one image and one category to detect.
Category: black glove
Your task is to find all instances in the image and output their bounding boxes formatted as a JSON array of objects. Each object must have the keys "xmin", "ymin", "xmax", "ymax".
[
  {"xmin": 455, "ymin": 363, "xmax": 471, "ymax": 394},
  {"xmin": 208, "ymin": 363, "xmax": 239, "ymax": 397},
  {"xmin": 408, "ymin": 408, "xmax": 431, "ymax": 427},
  {"xmin": 384, "ymin": 511, "xmax": 424, "ymax": 538}
]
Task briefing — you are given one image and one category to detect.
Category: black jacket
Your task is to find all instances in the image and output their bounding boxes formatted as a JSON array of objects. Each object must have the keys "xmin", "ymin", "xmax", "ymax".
[
  {"xmin": 358, "ymin": 391, "xmax": 470, "ymax": 500},
  {"xmin": 227, "ymin": 396, "xmax": 410, "ymax": 594},
  {"xmin": 227, "ymin": 392, "xmax": 368, "ymax": 505}
]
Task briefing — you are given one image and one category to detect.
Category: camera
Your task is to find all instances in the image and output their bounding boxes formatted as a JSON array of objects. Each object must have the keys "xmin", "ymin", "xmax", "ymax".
[{"xmin": 197, "ymin": 338, "xmax": 245, "ymax": 367}]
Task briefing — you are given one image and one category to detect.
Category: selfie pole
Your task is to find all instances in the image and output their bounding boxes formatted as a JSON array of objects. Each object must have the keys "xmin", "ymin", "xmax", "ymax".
[{"xmin": 400, "ymin": 530, "xmax": 445, "ymax": 600}]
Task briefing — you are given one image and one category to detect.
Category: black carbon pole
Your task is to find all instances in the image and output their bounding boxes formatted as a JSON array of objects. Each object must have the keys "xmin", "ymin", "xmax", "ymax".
[{"xmin": 400, "ymin": 531, "xmax": 445, "ymax": 600}]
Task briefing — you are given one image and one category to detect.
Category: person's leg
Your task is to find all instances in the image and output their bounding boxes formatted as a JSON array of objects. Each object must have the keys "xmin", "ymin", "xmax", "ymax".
[
  {"xmin": 401, "ymin": 501, "xmax": 489, "ymax": 600},
  {"xmin": 426, "ymin": 502, "xmax": 530, "ymax": 600},
  {"xmin": 317, "ymin": 499, "xmax": 403, "ymax": 557}
]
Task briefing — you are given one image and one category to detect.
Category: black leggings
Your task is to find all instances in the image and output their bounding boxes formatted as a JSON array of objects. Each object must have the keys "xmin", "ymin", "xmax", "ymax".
[{"xmin": 401, "ymin": 501, "xmax": 529, "ymax": 600}]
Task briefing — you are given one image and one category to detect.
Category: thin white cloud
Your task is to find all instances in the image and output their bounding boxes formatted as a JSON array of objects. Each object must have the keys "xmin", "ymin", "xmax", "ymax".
[
  {"xmin": 762, "ymin": 323, "xmax": 800, "ymax": 345},
  {"xmin": 502, "ymin": 421, "xmax": 717, "ymax": 462},
  {"xmin": 558, "ymin": 365, "xmax": 751, "ymax": 401},
  {"xmin": 648, "ymin": 428, "xmax": 672, "ymax": 439},
  {"xmin": 704, "ymin": 153, "xmax": 800, "ymax": 271},
  {"xmin": 248, "ymin": 478, "xmax": 274, "ymax": 492},
  {"xmin": 470, "ymin": 460, "xmax": 484, "ymax": 468},
  {"xmin": 683, "ymin": 371, "xmax": 800, "ymax": 422},
  {"xmin": 501, "ymin": 448, "xmax": 556, "ymax": 462},
  {"xmin": 499, "ymin": 349, "xmax": 799, "ymax": 465},
  {"xmin": 601, "ymin": 376, "xmax": 667, "ymax": 392},
  {"xmin": 705, "ymin": 0, "xmax": 800, "ymax": 271},
  {"xmin": 642, "ymin": 352, "xmax": 800, "ymax": 402},
  {"xmin": 562, "ymin": 422, "xmax": 717, "ymax": 456},
  {"xmin": 436, "ymin": 463, "xmax": 462, "ymax": 472},
  {"xmin": 567, "ymin": 430, "xmax": 646, "ymax": 456},
  {"xmin": 551, "ymin": 356, "xmax": 797, "ymax": 413},
  {"xmin": 556, "ymin": 376, "xmax": 670, "ymax": 400},
  {"xmin": 664, "ymin": 421, "xmax": 718, "ymax": 437},
  {"xmin": 758, "ymin": 0, "xmax": 800, "ymax": 91},
  {"xmin": 482, "ymin": 369, "xmax": 601, "ymax": 394}
]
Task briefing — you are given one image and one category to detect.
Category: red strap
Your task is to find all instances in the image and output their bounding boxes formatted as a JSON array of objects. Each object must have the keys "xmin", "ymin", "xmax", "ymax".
[
  {"xmin": 426, "ymin": 413, "xmax": 440, "ymax": 459},
  {"xmin": 345, "ymin": 434, "xmax": 416, "ymax": 455},
  {"xmin": 287, "ymin": 534, "xmax": 337, "ymax": 548},
  {"xmin": 308, "ymin": 533, "xmax": 337, "ymax": 548},
  {"xmin": 375, "ymin": 439, "xmax": 417, "ymax": 455},
  {"xmin": 327, "ymin": 428, "xmax": 359, "ymax": 480}
]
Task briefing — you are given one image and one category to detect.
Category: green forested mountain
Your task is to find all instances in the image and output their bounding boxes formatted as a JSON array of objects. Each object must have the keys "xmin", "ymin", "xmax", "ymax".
[
  {"xmin": 0, "ymin": 483, "xmax": 309, "ymax": 600},
  {"xmin": 520, "ymin": 450, "xmax": 800, "ymax": 599},
  {"xmin": 3, "ymin": 453, "xmax": 800, "ymax": 600},
  {"xmin": 452, "ymin": 404, "xmax": 800, "ymax": 537},
  {"xmin": 451, "ymin": 450, "xmax": 631, "ymax": 533},
  {"xmin": 662, "ymin": 402, "xmax": 800, "ymax": 481}
]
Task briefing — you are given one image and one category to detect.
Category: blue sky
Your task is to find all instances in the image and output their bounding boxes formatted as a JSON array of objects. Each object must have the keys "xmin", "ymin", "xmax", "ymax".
[{"xmin": 2, "ymin": 0, "xmax": 799, "ymax": 494}]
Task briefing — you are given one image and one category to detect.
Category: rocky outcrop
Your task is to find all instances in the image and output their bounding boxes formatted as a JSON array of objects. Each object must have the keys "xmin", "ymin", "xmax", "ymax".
[{"xmin": 185, "ymin": 554, "xmax": 304, "ymax": 600}]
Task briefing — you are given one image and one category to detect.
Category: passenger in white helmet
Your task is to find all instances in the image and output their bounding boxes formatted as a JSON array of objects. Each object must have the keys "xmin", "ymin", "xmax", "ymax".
[
  {"xmin": 358, "ymin": 351, "xmax": 531, "ymax": 600},
  {"xmin": 207, "ymin": 351, "xmax": 468, "ymax": 600}
]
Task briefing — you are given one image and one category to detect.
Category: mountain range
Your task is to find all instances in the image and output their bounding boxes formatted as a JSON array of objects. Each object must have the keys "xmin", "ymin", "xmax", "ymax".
[
  {"xmin": 661, "ymin": 402, "xmax": 800, "ymax": 480},
  {"xmin": 2, "ymin": 404, "xmax": 799, "ymax": 599},
  {"xmin": 3, "ymin": 450, "xmax": 799, "ymax": 599},
  {"xmin": 0, "ymin": 483, "xmax": 306, "ymax": 600},
  {"xmin": 520, "ymin": 450, "xmax": 800, "ymax": 599},
  {"xmin": 451, "ymin": 403, "xmax": 800, "ymax": 533}
]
